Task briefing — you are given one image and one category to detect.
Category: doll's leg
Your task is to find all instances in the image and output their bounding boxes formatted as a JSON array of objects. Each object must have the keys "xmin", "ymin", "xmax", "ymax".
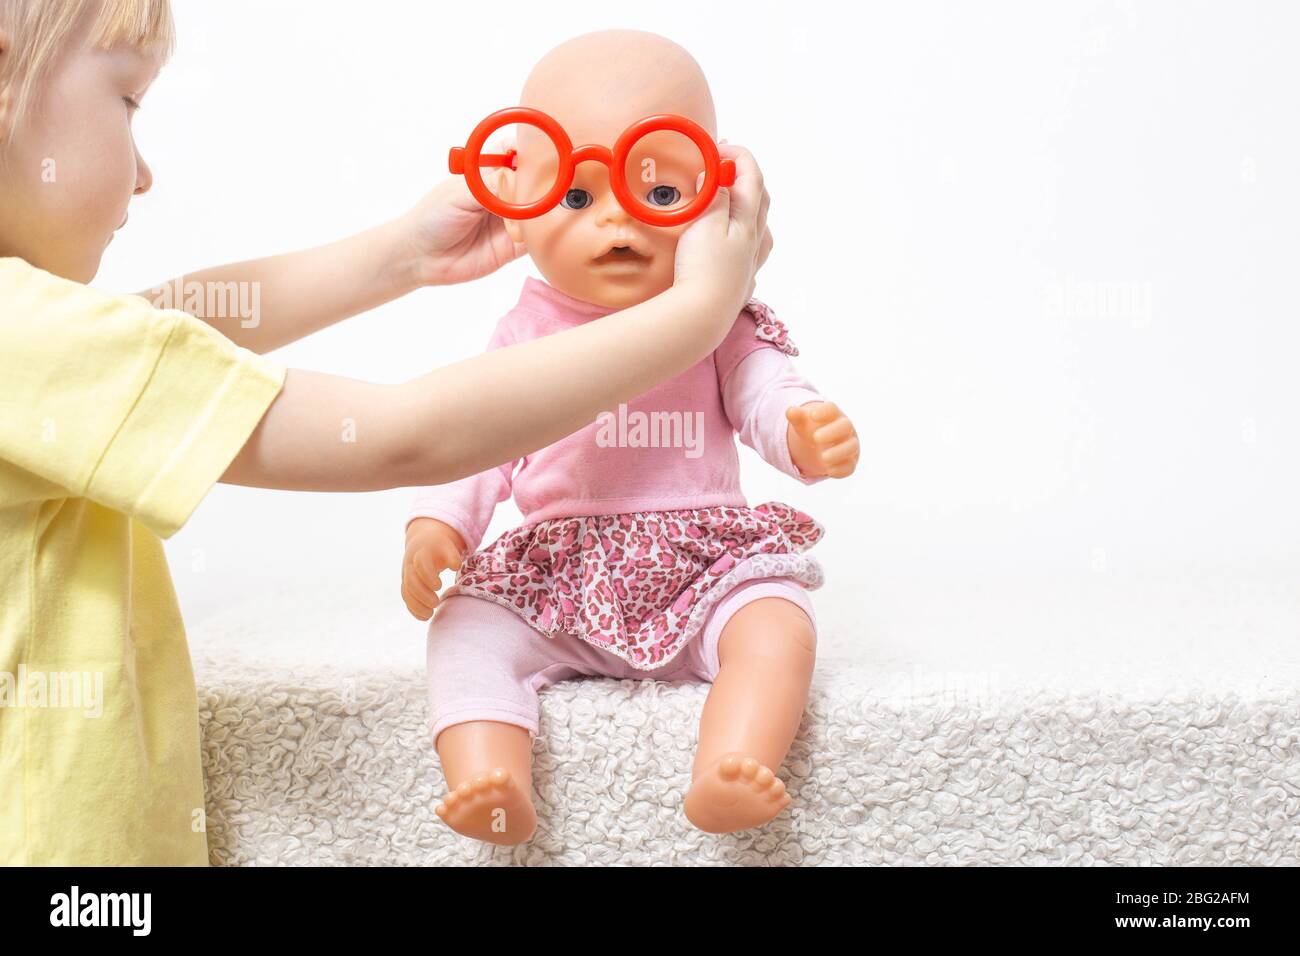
[
  {"xmin": 427, "ymin": 596, "xmax": 584, "ymax": 846},
  {"xmin": 434, "ymin": 721, "xmax": 537, "ymax": 846},
  {"xmin": 684, "ymin": 584, "xmax": 816, "ymax": 834}
]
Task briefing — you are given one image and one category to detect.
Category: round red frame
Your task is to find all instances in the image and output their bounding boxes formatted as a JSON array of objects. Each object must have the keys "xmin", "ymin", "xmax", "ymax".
[{"xmin": 448, "ymin": 107, "xmax": 737, "ymax": 227}]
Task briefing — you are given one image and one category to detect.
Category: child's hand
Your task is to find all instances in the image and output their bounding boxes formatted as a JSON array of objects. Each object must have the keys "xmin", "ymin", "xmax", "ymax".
[
  {"xmin": 399, "ymin": 173, "xmax": 528, "ymax": 287},
  {"xmin": 401, "ymin": 518, "xmax": 468, "ymax": 620},
  {"xmin": 673, "ymin": 144, "xmax": 774, "ymax": 321},
  {"xmin": 786, "ymin": 402, "xmax": 860, "ymax": 479}
]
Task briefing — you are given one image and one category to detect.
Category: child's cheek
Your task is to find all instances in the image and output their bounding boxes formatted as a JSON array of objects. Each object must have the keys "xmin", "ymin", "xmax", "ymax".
[
  {"xmin": 42, "ymin": 90, "xmax": 137, "ymax": 242},
  {"xmin": 54, "ymin": 129, "xmax": 134, "ymax": 230}
]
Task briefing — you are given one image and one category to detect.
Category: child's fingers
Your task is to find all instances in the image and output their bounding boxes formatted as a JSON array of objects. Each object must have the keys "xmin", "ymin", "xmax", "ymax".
[
  {"xmin": 718, "ymin": 144, "xmax": 764, "ymax": 228},
  {"xmin": 756, "ymin": 224, "xmax": 774, "ymax": 272},
  {"xmin": 690, "ymin": 172, "xmax": 731, "ymax": 238},
  {"xmin": 757, "ymin": 186, "xmax": 771, "ymax": 240}
]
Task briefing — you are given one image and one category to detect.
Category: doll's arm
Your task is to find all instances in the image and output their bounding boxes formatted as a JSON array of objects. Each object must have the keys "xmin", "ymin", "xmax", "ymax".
[
  {"xmin": 721, "ymin": 347, "xmax": 830, "ymax": 485},
  {"xmin": 407, "ymin": 461, "xmax": 515, "ymax": 556},
  {"xmin": 402, "ymin": 463, "xmax": 514, "ymax": 619}
]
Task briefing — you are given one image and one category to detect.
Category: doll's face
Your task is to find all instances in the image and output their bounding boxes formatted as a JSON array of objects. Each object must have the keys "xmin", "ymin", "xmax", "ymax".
[{"xmin": 497, "ymin": 31, "xmax": 719, "ymax": 311}]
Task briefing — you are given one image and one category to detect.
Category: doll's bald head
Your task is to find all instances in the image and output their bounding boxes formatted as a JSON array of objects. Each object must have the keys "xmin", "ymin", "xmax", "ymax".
[
  {"xmin": 500, "ymin": 30, "xmax": 722, "ymax": 311},
  {"xmin": 517, "ymin": 30, "xmax": 717, "ymax": 149}
]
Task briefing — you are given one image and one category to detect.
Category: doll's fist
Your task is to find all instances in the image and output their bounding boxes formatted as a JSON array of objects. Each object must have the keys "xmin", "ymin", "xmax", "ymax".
[
  {"xmin": 786, "ymin": 401, "xmax": 859, "ymax": 479},
  {"xmin": 402, "ymin": 518, "xmax": 468, "ymax": 621}
]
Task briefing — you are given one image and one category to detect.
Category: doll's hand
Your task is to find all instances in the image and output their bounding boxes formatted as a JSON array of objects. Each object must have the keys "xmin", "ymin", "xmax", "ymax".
[
  {"xmin": 401, "ymin": 518, "xmax": 468, "ymax": 620},
  {"xmin": 398, "ymin": 168, "xmax": 527, "ymax": 287},
  {"xmin": 786, "ymin": 402, "xmax": 860, "ymax": 479}
]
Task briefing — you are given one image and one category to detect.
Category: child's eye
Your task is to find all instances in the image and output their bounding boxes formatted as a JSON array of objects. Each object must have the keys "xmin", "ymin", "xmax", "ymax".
[
  {"xmin": 646, "ymin": 185, "xmax": 681, "ymax": 207},
  {"xmin": 561, "ymin": 188, "xmax": 593, "ymax": 210},
  {"xmin": 123, "ymin": 95, "xmax": 142, "ymax": 112}
]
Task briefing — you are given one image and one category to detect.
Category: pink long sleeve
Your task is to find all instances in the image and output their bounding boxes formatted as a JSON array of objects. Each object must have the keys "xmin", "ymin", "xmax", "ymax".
[
  {"xmin": 721, "ymin": 347, "xmax": 828, "ymax": 486},
  {"xmin": 407, "ymin": 461, "xmax": 516, "ymax": 553}
]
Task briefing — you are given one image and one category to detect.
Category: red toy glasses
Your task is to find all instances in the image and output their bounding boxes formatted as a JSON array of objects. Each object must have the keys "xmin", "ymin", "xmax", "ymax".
[{"xmin": 449, "ymin": 108, "xmax": 736, "ymax": 227}]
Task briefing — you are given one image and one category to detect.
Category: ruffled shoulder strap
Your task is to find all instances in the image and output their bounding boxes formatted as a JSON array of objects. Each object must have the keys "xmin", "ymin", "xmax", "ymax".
[{"xmin": 743, "ymin": 298, "xmax": 799, "ymax": 356}]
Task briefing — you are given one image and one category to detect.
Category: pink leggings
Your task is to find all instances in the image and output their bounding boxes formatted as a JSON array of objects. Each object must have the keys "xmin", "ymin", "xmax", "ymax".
[{"xmin": 426, "ymin": 577, "xmax": 816, "ymax": 747}]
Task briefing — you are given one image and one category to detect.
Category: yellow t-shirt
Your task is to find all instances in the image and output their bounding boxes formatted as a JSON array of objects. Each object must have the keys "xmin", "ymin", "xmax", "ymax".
[{"xmin": 0, "ymin": 258, "xmax": 285, "ymax": 865}]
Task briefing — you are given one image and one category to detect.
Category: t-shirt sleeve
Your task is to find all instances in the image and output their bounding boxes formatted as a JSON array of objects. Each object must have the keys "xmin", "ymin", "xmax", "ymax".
[{"xmin": 0, "ymin": 258, "xmax": 285, "ymax": 539}]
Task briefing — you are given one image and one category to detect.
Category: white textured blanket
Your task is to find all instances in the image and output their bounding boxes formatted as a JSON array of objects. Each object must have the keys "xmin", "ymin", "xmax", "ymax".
[{"xmin": 191, "ymin": 575, "xmax": 1300, "ymax": 866}]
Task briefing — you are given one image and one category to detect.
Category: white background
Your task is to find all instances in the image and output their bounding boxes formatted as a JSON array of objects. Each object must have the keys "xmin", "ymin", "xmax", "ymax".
[{"xmin": 97, "ymin": 1, "xmax": 1300, "ymax": 674}]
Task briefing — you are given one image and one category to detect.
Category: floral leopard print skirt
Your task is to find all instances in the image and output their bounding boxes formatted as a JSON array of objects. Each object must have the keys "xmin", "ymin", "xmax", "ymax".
[{"xmin": 442, "ymin": 502, "xmax": 824, "ymax": 670}]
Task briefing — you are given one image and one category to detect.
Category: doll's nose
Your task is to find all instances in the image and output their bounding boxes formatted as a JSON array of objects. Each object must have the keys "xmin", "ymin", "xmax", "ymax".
[{"xmin": 593, "ymin": 184, "xmax": 632, "ymax": 227}]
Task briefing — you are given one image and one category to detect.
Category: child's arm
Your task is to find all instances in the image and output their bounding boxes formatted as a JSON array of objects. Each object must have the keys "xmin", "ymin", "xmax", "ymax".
[
  {"xmin": 142, "ymin": 179, "xmax": 524, "ymax": 354},
  {"xmin": 220, "ymin": 147, "xmax": 772, "ymax": 492}
]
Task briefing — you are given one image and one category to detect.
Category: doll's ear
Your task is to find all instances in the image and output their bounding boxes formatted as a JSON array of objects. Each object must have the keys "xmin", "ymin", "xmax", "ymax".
[
  {"xmin": 489, "ymin": 163, "xmax": 515, "ymax": 203},
  {"xmin": 487, "ymin": 161, "xmax": 527, "ymax": 244},
  {"xmin": 502, "ymin": 210, "xmax": 524, "ymax": 245}
]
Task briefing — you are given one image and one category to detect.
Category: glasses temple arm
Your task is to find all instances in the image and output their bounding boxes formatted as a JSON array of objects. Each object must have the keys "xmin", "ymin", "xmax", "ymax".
[{"xmin": 448, "ymin": 147, "xmax": 519, "ymax": 175}]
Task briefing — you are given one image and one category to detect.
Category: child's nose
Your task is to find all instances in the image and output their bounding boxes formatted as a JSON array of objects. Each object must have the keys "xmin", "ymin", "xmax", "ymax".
[{"xmin": 134, "ymin": 147, "xmax": 154, "ymax": 196}]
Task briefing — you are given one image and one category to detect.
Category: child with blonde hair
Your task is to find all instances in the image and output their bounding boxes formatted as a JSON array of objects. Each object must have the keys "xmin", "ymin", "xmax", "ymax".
[{"xmin": 0, "ymin": 0, "xmax": 771, "ymax": 864}]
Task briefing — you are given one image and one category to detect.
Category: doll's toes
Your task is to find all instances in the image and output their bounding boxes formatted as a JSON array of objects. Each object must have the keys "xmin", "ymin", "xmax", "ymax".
[{"xmin": 684, "ymin": 753, "xmax": 792, "ymax": 834}]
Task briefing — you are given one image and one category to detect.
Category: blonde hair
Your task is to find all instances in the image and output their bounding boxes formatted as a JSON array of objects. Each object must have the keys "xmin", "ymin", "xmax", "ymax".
[{"xmin": 0, "ymin": 0, "xmax": 174, "ymax": 136}]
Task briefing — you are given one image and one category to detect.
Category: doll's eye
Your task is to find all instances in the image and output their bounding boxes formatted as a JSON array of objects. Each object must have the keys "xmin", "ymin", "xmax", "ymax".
[
  {"xmin": 646, "ymin": 185, "xmax": 681, "ymax": 207},
  {"xmin": 561, "ymin": 188, "xmax": 593, "ymax": 210}
]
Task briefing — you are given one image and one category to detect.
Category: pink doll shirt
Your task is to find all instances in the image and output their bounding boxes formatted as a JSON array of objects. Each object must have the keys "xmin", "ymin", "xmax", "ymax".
[{"xmin": 409, "ymin": 276, "xmax": 828, "ymax": 669}]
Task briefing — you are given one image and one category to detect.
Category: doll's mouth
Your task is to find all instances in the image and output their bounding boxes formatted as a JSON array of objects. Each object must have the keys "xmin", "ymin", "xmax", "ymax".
[{"xmin": 593, "ymin": 245, "xmax": 651, "ymax": 267}]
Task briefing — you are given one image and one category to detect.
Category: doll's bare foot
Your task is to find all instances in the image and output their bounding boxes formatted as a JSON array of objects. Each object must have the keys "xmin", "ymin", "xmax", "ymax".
[
  {"xmin": 434, "ymin": 768, "xmax": 537, "ymax": 845},
  {"xmin": 684, "ymin": 753, "xmax": 792, "ymax": 834}
]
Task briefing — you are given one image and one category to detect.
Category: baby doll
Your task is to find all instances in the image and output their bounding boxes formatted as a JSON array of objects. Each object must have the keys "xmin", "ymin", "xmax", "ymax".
[{"xmin": 402, "ymin": 30, "xmax": 859, "ymax": 845}]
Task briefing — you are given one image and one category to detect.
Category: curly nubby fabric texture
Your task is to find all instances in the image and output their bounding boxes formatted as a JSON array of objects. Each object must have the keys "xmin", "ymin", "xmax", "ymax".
[{"xmin": 194, "ymin": 631, "xmax": 1300, "ymax": 866}]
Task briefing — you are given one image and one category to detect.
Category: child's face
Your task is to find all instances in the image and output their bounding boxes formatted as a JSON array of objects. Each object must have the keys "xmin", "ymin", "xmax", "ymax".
[{"xmin": 0, "ymin": 31, "xmax": 162, "ymax": 282}]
